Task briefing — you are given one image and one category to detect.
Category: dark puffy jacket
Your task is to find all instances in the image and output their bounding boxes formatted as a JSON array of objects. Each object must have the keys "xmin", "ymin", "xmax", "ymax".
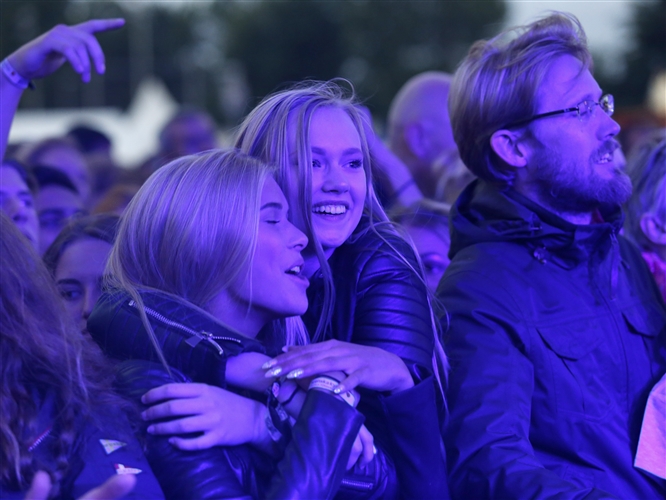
[
  {"xmin": 438, "ymin": 180, "xmax": 666, "ymax": 498},
  {"xmin": 304, "ymin": 218, "xmax": 449, "ymax": 499},
  {"xmin": 88, "ymin": 289, "xmax": 398, "ymax": 499},
  {"xmin": 0, "ymin": 389, "xmax": 164, "ymax": 500}
]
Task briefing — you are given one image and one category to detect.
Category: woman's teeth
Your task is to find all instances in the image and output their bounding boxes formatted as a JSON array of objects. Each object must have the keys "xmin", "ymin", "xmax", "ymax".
[
  {"xmin": 287, "ymin": 265, "xmax": 302, "ymax": 275},
  {"xmin": 313, "ymin": 205, "xmax": 347, "ymax": 215}
]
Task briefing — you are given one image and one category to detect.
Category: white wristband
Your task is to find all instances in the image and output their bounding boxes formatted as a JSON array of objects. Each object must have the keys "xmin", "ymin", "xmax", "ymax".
[
  {"xmin": 308, "ymin": 376, "xmax": 356, "ymax": 407},
  {"xmin": 1, "ymin": 59, "xmax": 33, "ymax": 90}
]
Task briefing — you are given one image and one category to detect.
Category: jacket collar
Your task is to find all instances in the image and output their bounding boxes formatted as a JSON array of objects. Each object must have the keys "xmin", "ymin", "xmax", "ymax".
[{"xmin": 450, "ymin": 179, "xmax": 624, "ymax": 269}]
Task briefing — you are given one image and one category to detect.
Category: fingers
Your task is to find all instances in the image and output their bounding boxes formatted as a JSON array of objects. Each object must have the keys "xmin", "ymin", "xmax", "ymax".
[
  {"xmin": 76, "ymin": 18, "xmax": 126, "ymax": 35},
  {"xmin": 79, "ymin": 473, "xmax": 136, "ymax": 500},
  {"xmin": 25, "ymin": 470, "xmax": 52, "ymax": 500},
  {"xmin": 168, "ymin": 434, "xmax": 218, "ymax": 451},
  {"xmin": 146, "ymin": 414, "xmax": 209, "ymax": 435},
  {"xmin": 357, "ymin": 425, "xmax": 375, "ymax": 468},
  {"xmin": 72, "ymin": 19, "xmax": 123, "ymax": 77},
  {"xmin": 142, "ymin": 397, "xmax": 206, "ymax": 422},
  {"xmin": 346, "ymin": 434, "xmax": 363, "ymax": 470},
  {"xmin": 142, "ymin": 383, "xmax": 203, "ymax": 404}
]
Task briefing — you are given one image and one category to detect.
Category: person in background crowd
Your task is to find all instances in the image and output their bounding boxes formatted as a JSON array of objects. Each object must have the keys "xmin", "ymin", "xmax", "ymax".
[
  {"xmin": 0, "ymin": 18, "xmax": 163, "ymax": 499},
  {"xmin": 438, "ymin": 12, "xmax": 666, "ymax": 498},
  {"xmin": 33, "ymin": 165, "xmax": 87, "ymax": 254},
  {"xmin": 391, "ymin": 199, "xmax": 451, "ymax": 294},
  {"xmin": 18, "ymin": 137, "xmax": 92, "ymax": 207},
  {"xmin": 0, "ymin": 159, "xmax": 39, "ymax": 250},
  {"xmin": 136, "ymin": 108, "xmax": 219, "ymax": 182},
  {"xmin": 624, "ymin": 131, "xmax": 666, "ymax": 303},
  {"xmin": 92, "ymin": 183, "xmax": 140, "ymax": 216},
  {"xmin": 67, "ymin": 124, "xmax": 123, "ymax": 206},
  {"xmin": 43, "ymin": 214, "xmax": 118, "ymax": 336},
  {"xmin": 0, "ymin": 214, "xmax": 163, "ymax": 500},
  {"xmin": 387, "ymin": 72, "xmax": 471, "ymax": 203}
]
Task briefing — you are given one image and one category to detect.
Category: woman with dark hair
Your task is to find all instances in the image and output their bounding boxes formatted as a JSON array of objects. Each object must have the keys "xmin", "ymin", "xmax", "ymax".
[
  {"xmin": 43, "ymin": 214, "xmax": 119, "ymax": 335},
  {"xmin": 0, "ymin": 214, "xmax": 163, "ymax": 499}
]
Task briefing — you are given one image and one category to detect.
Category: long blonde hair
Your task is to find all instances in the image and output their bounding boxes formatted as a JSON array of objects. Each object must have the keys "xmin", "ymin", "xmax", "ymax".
[
  {"xmin": 107, "ymin": 149, "xmax": 307, "ymax": 373},
  {"xmin": 235, "ymin": 81, "xmax": 448, "ymax": 389}
]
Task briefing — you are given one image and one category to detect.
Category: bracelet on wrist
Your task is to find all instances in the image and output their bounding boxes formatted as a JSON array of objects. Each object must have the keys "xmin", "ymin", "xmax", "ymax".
[
  {"xmin": 1, "ymin": 59, "xmax": 34, "ymax": 90},
  {"xmin": 308, "ymin": 376, "xmax": 356, "ymax": 407}
]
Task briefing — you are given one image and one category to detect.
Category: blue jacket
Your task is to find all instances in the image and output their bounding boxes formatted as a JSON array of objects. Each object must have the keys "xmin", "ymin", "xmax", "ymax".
[
  {"xmin": 438, "ymin": 180, "xmax": 666, "ymax": 498},
  {"xmin": 0, "ymin": 389, "xmax": 164, "ymax": 500}
]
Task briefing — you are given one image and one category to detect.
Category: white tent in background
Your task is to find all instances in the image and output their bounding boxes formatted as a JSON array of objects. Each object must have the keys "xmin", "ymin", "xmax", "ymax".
[{"xmin": 8, "ymin": 78, "xmax": 179, "ymax": 168}]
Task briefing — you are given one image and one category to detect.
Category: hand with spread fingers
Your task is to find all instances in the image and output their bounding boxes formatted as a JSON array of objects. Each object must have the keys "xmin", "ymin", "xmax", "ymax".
[
  {"xmin": 6, "ymin": 19, "xmax": 125, "ymax": 83},
  {"xmin": 263, "ymin": 339, "xmax": 415, "ymax": 395},
  {"xmin": 140, "ymin": 382, "xmax": 268, "ymax": 452}
]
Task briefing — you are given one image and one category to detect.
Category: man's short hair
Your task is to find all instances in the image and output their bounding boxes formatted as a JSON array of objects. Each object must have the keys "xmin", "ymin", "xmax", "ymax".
[
  {"xmin": 450, "ymin": 12, "xmax": 592, "ymax": 187},
  {"xmin": 32, "ymin": 165, "xmax": 79, "ymax": 194}
]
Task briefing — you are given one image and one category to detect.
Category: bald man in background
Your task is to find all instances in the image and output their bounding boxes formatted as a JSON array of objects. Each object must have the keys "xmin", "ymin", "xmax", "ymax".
[{"xmin": 388, "ymin": 71, "xmax": 474, "ymax": 203}]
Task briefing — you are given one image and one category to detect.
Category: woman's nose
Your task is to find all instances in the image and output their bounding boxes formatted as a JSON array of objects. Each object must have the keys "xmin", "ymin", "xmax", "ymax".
[
  {"xmin": 290, "ymin": 223, "xmax": 308, "ymax": 250},
  {"xmin": 322, "ymin": 165, "xmax": 349, "ymax": 193}
]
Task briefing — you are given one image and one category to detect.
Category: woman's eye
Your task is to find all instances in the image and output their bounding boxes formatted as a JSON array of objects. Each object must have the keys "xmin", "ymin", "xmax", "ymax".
[
  {"xmin": 312, "ymin": 159, "xmax": 322, "ymax": 168},
  {"xmin": 349, "ymin": 160, "xmax": 363, "ymax": 169},
  {"xmin": 59, "ymin": 288, "xmax": 82, "ymax": 301}
]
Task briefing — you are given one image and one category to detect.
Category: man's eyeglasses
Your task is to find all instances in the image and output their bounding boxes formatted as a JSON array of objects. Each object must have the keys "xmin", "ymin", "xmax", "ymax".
[{"xmin": 502, "ymin": 94, "xmax": 614, "ymax": 129}]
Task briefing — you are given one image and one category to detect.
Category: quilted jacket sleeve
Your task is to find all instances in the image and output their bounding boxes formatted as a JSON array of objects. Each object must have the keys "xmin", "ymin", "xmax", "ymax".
[
  {"xmin": 346, "ymin": 229, "xmax": 449, "ymax": 499},
  {"xmin": 351, "ymin": 231, "xmax": 436, "ymax": 380},
  {"xmin": 438, "ymin": 266, "xmax": 616, "ymax": 499}
]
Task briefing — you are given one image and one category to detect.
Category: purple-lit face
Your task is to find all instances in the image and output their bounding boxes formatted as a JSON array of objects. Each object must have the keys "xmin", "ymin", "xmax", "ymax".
[
  {"xmin": 55, "ymin": 237, "xmax": 112, "ymax": 335},
  {"xmin": 0, "ymin": 165, "xmax": 39, "ymax": 250},
  {"xmin": 289, "ymin": 107, "xmax": 367, "ymax": 256},
  {"xmin": 225, "ymin": 178, "xmax": 309, "ymax": 332},
  {"xmin": 526, "ymin": 55, "xmax": 631, "ymax": 213},
  {"xmin": 405, "ymin": 224, "xmax": 450, "ymax": 294}
]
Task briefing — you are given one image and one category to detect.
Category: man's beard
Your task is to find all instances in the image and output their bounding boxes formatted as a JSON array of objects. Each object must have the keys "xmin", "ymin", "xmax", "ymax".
[{"xmin": 531, "ymin": 140, "xmax": 632, "ymax": 216}]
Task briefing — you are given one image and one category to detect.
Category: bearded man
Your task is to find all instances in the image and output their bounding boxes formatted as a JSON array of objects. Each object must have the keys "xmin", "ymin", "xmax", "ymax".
[{"xmin": 438, "ymin": 12, "xmax": 666, "ymax": 498}]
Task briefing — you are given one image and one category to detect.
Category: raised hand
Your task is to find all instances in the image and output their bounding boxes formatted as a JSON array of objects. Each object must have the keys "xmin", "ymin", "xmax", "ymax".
[
  {"xmin": 7, "ymin": 19, "xmax": 125, "ymax": 83},
  {"xmin": 263, "ymin": 339, "xmax": 415, "ymax": 395},
  {"xmin": 141, "ymin": 382, "xmax": 266, "ymax": 451}
]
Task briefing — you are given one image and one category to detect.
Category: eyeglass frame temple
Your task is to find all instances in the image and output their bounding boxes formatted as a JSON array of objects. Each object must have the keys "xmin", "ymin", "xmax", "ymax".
[{"xmin": 501, "ymin": 94, "xmax": 614, "ymax": 130}]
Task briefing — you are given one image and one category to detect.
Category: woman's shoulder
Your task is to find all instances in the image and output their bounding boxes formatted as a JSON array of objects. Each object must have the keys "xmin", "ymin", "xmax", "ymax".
[{"xmin": 339, "ymin": 216, "xmax": 419, "ymax": 269}]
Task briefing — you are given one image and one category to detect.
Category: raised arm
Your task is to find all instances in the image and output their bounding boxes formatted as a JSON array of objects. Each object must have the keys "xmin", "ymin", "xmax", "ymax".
[{"xmin": 1, "ymin": 19, "xmax": 125, "ymax": 159}]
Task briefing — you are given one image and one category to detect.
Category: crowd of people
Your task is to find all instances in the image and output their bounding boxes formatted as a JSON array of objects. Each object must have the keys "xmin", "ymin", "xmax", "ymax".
[{"xmin": 1, "ymin": 11, "xmax": 664, "ymax": 500}]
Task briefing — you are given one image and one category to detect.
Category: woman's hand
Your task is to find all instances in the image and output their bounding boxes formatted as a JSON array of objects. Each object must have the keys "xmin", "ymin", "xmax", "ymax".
[
  {"xmin": 141, "ymin": 383, "xmax": 266, "ymax": 451},
  {"xmin": 263, "ymin": 339, "xmax": 415, "ymax": 395},
  {"xmin": 347, "ymin": 424, "xmax": 375, "ymax": 470},
  {"xmin": 7, "ymin": 19, "xmax": 125, "ymax": 83}
]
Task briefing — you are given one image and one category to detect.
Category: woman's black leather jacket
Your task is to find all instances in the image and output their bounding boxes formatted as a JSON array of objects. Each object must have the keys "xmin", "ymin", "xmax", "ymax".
[
  {"xmin": 304, "ymin": 218, "xmax": 450, "ymax": 499},
  {"xmin": 88, "ymin": 289, "xmax": 398, "ymax": 499}
]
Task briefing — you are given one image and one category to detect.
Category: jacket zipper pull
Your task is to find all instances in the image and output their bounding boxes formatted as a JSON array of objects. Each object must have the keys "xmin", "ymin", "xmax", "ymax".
[{"xmin": 201, "ymin": 331, "xmax": 224, "ymax": 356}]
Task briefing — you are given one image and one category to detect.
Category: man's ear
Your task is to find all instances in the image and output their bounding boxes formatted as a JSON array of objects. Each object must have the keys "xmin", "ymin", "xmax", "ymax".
[
  {"xmin": 490, "ymin": 129, "xmax": 529, "ymax": 168},
  {"xmin": 404, "ymin": 122, "xmax": 428, "ymax": 160},
  {"xmin": 640, "ymin": 213, "xmax": 666, "ymax": 246}
]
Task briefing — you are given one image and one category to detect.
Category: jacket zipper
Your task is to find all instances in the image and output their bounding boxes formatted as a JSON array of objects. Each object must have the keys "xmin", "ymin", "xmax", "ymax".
[
  {"xmin": 127, "ymin": 300, "xmax": 242, "ymax": 356},
  {"xmin": 340, "ymin": 478, "xmax": 374, "ymax": 490}
]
